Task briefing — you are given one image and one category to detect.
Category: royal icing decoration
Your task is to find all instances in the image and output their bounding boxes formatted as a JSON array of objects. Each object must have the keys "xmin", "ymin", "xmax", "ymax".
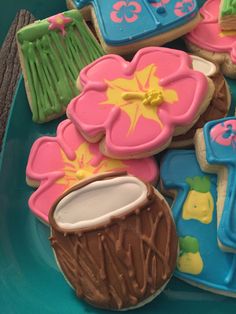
[
  {"xmin": 161, "ymin": 149, "xmax": 236, "ymax": 295},
  {"xmin": 49, "ymin": 173, "xmax": 178, "ymax": 310},
  {"xmin": 220, "ymin": 0, "xmax": 236, "ymax": 18},
  {"xmin": 48, "ymin": 13, "xmax": 72, "ymax": 35},
  {"xmin": 67, "ymin": 47, "xmax": 209, "ymax": 158},
  {"xmin": 72, "ymin": 0, "xmax": 198, "ymax": 45},
  {"xmin": 26, "ymin": 119, "xmax": 158, "ymax": 223},
  {"xmin": 203, "ymin": 117, "xmax": 236, "ymax": 252},
  {"xmin": 53, "ymin": 176, "xmax": 148, "ymax": 230},
  {"xmin": 219, "ymin": 0, "xmax": 236, "ymax": 31},
  {"xmin": 17, "ymin": 10, "xmax": 104, "ymax": 123},
  {"xmin": 186, "ymin": 0, "xmax": 236, "ymax": 64},
  {"xmin": 182, "ymin": 176, "xmax": 214, "ymax": 224}
]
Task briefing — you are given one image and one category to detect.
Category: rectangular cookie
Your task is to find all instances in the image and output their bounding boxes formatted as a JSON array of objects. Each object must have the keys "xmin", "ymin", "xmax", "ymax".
[{"xmin": 17, "ymin": 10, "xmax": 104, "ymax": 123}]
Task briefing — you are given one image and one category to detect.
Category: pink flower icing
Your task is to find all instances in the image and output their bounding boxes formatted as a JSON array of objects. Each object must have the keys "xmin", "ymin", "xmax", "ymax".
[
  {"xmin": 47, "ymin": 13, "xmax": 72, "ymax": 36},
  {"xmin": 174, "ymin": 0, "xmax": 194, "ymax": 17},
  {"xmin": 186, "ymin": 0, "xmax": 236, "ymax": 64},
  {"xmin": 210, "ymin": 120, "xmax": 236, "ymax": 147},
  {"xmin": 26, "ymin": 119, "xmax": 158, "ymax": 223},
  {"xmin": 67, "ymin": 47, "xmax": 208, "ymax": 158},
  {"xmin": 110, "ymin": 1, "xmax": 142, "ymax": 23},
  {"xmin": 151, "ymin": 0, "xmax": 170, "ymax": 8}
]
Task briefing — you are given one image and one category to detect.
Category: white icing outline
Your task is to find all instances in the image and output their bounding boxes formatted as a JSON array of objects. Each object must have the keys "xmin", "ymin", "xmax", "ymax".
[
  {"xmin": 191, "ymin": 55, "xmax": 217, "ymax": 77},
  {"xmin": 54, "ymin": 176, "xmax": 147, "ymax": 230}
]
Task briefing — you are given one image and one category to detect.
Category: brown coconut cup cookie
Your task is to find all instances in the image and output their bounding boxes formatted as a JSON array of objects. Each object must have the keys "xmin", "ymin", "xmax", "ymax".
[
  {"xmin": 49, "ymin": 172, "xmax": 178, "ymax": 310},
  {"xmin": 171, "ymin": 55, "xmax": 231, "ymax": 148}
]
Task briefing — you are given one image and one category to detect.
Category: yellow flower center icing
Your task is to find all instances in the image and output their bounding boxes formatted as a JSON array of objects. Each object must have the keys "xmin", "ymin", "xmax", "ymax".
[
  {"xmin": 101, "ymin": 64, "xmax": 178, "ymax": 133},
  {"xmin": 56, "ymin": 142, "xmax": 125, "ymax": 190},
  {"xmin": 56, "ymin": 17, "xmax": 64, "ymax": 25},
  {"xmin": 122, "ymin": 89, "xmax": 164, "ymax": 107},
  {"xmin": 76, "ymin": 169, "xmax": 92, "ymax": 180}
]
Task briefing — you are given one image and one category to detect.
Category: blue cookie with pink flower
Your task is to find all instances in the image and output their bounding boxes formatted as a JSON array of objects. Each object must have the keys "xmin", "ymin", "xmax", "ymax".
[
  {"xmin": 161, "ymin": 149, "xmax": 236, "ymax": 297},
  {"xmin": 67, "ymin": 0, "xmax": 200, "ymax": 54},
  {"xmin": 195, "ymin": 117, "xmax": 236, "ymax": 253}
]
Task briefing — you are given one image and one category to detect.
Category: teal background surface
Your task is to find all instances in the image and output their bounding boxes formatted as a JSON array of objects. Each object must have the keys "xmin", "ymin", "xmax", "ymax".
[{"xmin": 1, "ymin": 0, "xmax": 236, "ymax": 313}]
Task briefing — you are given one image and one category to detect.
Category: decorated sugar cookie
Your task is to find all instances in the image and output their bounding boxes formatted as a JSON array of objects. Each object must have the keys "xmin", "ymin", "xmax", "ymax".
[
  {"xmin": 26, "ymin": 119, "xmax": 158, "ymax": 224},
  {"xmin": 17, "ymin": 10, "xmax": 104, "ymax": 123},
  {"xmin": 67, "ymin": 47, "xmax": 214, "ymax": 159},
  {"xmin": 194, "ymin": 117, "xmax": 236, "ymax": 253},
  {"xmin": 49, "ymin": 172, "xmax": 178, "ymax": 310},
  {"xmin": 186, "ymin": 0, "xmax": 236, "ymax": 78},
  {"xmin": 67, "ymin": 0, "xmax": 200, "ymax": 54},
  {"xmin": 219, "ymin": 0, "xmax": 236, "ymax": 31},
  {"xmin": 161, "ymin": 149, "xmax": 236, "ymax": 297},
  {"xmin": 172, "ymin": 55, "xmax": 231, "ymax": 147}
]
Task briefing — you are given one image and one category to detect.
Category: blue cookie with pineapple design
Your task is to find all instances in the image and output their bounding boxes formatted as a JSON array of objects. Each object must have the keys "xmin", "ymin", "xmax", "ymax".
[
  {"xmin": 195, "ymin": 117, "xmax": 236, "ymax": 253},
  {"xmin": 161, "ymin": 149, "xmax": 236, "ymax": 296},
  {"xmin": 67, "ymin": 0, "xmax": 200, "ymax": 53}
]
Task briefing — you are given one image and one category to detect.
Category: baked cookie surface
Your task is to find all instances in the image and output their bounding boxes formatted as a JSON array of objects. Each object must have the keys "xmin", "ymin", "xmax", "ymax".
[{"xmin": 67, "ymin": 0, "xmax": 200, "ymax": 54}]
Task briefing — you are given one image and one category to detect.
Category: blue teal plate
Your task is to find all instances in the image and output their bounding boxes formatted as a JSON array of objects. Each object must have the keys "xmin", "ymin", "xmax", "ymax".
[{"xmin": 1, "ymin": 0, "xmax": 236, "ymax": 313}]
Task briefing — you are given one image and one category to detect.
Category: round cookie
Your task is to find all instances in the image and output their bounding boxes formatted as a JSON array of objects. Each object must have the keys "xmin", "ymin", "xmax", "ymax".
[
  {"xmin": 186, "ymin": 0, "xmax": 236, "ymax": 79},
  {"xmin": 67, "ymin": 0, "xmax": 201, "ymax": 55},
  {"xmin": 171, "ymin": 55, "xmax": 231, "ymax": 147},
  {"xmin": 26, "ymin": 119, "xmax": 158, "ymax": 224},
  {"xmin": 67, "ymin": 47, "xmax": 215, "ymax": 159},
  {"xmin": 49, "ymin": 172, "xmax": 178, "ymax": 310}
]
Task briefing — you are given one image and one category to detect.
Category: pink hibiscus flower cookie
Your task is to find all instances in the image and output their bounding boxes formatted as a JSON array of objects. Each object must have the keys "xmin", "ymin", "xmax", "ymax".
[
  {"xmin": 26, "ymin": 119, "xmax": 158, "ymax": 224},
  {"xmin": 186, "ymin": 0, "xmax": 236, "ymax": 78},
  {"xmin": 67, "ymin": 47, "xmax": 214, "ymax": 159}
]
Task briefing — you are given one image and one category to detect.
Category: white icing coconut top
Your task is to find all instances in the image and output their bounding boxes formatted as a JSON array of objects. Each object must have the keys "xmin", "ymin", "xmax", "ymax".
[
  {"xmin": 53, "ymin": 176, "xmax": 147, "ymax": 230},
  {"xmin": 191, "ymin": 55, "xmax": 217, "ymax": 77}
]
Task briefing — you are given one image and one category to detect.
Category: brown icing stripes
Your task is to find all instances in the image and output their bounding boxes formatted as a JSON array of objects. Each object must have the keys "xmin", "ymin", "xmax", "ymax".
[{"xmin": 49, "ymin": 173, "xmax": 177, "ymax": 310}]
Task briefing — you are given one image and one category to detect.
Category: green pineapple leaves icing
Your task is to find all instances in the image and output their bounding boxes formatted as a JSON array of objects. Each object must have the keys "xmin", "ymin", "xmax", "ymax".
[
  {"xmin": 17, "ymin": 10, "xmax": 104, "ymax": 123},
  {"xmin": 185, "ymin": 176, "xmax": 211, "ymax": 193},
  {"xmin": 179, "ymin": 236, "xmax": 200, "ymax": 255}
]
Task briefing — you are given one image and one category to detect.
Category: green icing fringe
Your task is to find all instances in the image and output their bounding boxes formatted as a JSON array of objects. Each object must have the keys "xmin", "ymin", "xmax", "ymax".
[{"xmin": 20, "ymin": 13, "xmax": 104, "ymax": 123}]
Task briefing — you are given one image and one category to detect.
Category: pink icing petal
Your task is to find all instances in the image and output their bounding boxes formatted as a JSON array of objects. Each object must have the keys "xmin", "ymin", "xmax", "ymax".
[
  {"xmin": 105, "ymin": 112, "xmax": 164, "ymax": 152},
  {"xmin": 210, "ymin": 120, "xmax": 236, "ymax": 146},
  {"xmin": 113, "ymin": 1, "xmax": 127, "ymax": 10},
  {"xmin": 129, "ymin": 1, "xmax": 142, "ymax": 13},
  {"xmin": 125, "ymin": 14, "xmax": 139, "ymax": 23},
  {"xmin": 57, "ymin": 119, "xmax": 85, "ymax": 155},
  {"xmin": 186, "ymin": 0, "xmax": 236, "ymax": 64},
  {"xmin": 26, "ymin": 138, "xmax": 64, "ymax": 179},
  {"xmin": 79, "ymin": 55, "xmax": 128, "ymax": 87},
  {"xmin": 110, "ymin": 11, "xmax": 123, "ymax": 23},
  {"xmin": 174, "ymin": 8, "xmax": 185, "ymax": 17},
  {"xmin": 159, "ymin": 72, "xmax": 207, "ymax": 119},
  {"xmin": 67, "ymin": 89, "xmax": 115, "ymax": 138},
  {"xmin": 28, "ymin": 179, "xmax": 66, "ymax": 223},
  {"xmin": 151, "ymin": 0, "xmax": 170, "ymax": 7},
  {"xmin": 124, "ymin": 158, "xmax": 158, "ymax": 184},
  {"xmin": 132, "ymin": 47, "xmax": 191, "ymax": 80},
  {"xmin": 200, "ymin": 0, "xmax": 219, "ymax": 19}
]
